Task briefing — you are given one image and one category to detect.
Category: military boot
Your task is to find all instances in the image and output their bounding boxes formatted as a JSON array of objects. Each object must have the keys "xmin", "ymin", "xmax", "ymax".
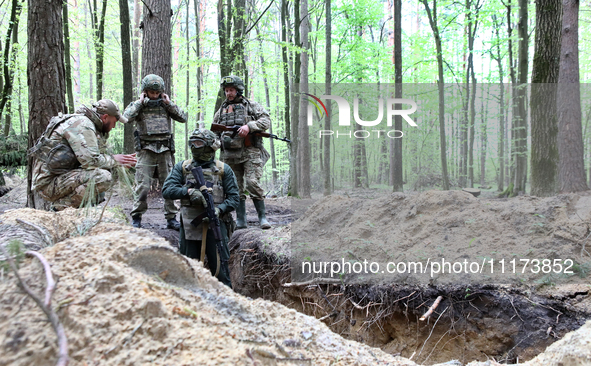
[
  {"xmin": 236, "ymin": 200, "xmax": 247, "ymax": 229},
  {"xmin": 253, "ymin": 199, "xmax": 271, "ymax": 230},
  {"xmin": 167, "ymin": 217, "xmax": 180, "ymax": 231},
  {"xmin": 132, "ymin": 215, "xmax": 142, "ymax": 228}
]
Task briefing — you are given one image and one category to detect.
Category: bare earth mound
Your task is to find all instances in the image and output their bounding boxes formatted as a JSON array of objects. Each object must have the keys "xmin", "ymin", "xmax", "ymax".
[{"xmin": 0, "ymin": 208, "xmax": 416, "ymax": 366}]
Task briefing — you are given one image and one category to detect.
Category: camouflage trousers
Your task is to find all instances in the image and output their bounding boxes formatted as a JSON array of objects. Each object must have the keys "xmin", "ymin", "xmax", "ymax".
[
  {"xmin": 130, "ymin": 149, "xmax": 178, "ymax": 219},
  {"xmin": 38, "ymin": 168, "xmax": 112, "ymax": 210},
  {"xmin": 228, "ymin": 150, "xmax": 265, "ymax": 201}
]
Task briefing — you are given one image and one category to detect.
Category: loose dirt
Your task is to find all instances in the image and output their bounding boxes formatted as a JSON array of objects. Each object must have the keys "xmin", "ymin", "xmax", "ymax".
[{"xmin": 1, "ymin": 176, "xmax": 591, "ymax": 365}]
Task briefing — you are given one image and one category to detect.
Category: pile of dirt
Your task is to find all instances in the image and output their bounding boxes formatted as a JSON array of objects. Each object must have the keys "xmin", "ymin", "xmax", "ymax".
[
  {"xmin": 0, "ymin": 208, "xmax": 418, "ymax": 366},
  {"xmin": 230, "ymin": 190, "xmax": 591, "ymax": 364},
  {"xmin": 292, "ymin": 190, "xmax": 591, "ymax": 285}
]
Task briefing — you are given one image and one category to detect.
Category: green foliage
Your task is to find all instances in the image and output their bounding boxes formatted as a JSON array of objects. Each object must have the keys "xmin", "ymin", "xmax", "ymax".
[
  {"xmin": 0, "ymin": 135, "xmax": 27, "ymax": 167},
  {"xmin": 1, "ymin": 239, "xmax": 25, "ymax": 271}
]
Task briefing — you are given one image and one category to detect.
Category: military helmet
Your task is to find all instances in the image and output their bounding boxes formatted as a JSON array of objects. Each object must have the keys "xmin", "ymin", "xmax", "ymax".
[
  {"xmin": 189, "ymin": 125, "xmax": 221, "ymax": 152},
  {"xmin": 141, "ymin": 74, "xmax": 165, "ymax": 92},
  {"xmin": 220, "ymin": 75, "xmax": 245, "ymax": 95}
]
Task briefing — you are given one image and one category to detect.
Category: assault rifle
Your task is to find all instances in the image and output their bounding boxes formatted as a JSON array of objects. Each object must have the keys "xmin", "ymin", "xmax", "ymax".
[
  {"xmin": 211, "ymin": 123, "xmax": 291, "ymax": 144},
  {"xmin": 189, "ymin": 166, "xmax": 226, "ymax": 267}
]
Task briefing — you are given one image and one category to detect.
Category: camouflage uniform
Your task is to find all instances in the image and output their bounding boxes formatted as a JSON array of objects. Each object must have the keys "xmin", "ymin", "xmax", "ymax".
[
  {"xmin": 213, "ymin": 99, "xmax": 270, "ymax": 200},
  {"xmin": 31, "ymin": 106, "xmax": 118, "ymax": 210},
  {"xmin": 124, "ymin": 75, "xmax": 187, "ymax": 223},
  {"xmin": 162, "ymin": 128, "xmax": 239, "ymax": 287},
  {"xmin": 213, "ymin": 75, "xmax": 271, "ymax": 229}
]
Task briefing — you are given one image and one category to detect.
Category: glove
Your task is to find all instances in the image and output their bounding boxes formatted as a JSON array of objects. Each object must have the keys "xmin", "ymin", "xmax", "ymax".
[
  {"xmin": 202, "ymin": 207, "xmax": 221, "ymax": 224},
  {"xmin": 188, "ymin": 188, "xmax": 207, "ymax": 207}
]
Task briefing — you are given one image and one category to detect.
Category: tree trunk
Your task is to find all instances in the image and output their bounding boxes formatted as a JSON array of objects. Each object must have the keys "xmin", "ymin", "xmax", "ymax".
[
  {"xmin": 120, "ymin": 0, "xmax": 134, "ymax": 154},
  {"xmin": 422, "ymin": 0, "xmax": 450, "ymax": 190},
  {"xmin": 256, "ymin": 27, "xmax": 277, "ymax": 186},
  {"xmin": 0, "ymin": 0, "xmax": 24, "ymax": 124},
  {"xmin": 94, "ymin": 0, "xmax": 107, "ymax": 100},
  {"xmin": 392, "ymin": 0, "xmax": 403, "ymax": 192},
  {"xmin": 132, "ymin": 0, "xmax": 140, "ymax": 94},
  {"xmin": 530, "ymin": 0, "xmax": 561, "ymax": 196},
  {"xmin": 27, "ymin": 0, "xmax": 66, "ymax": 208},
  {"xmin": 323, "ymin": 0, "xmax": 331, "ymax": 195},
  {"xmin": 194, "ymin": 0, "xmax": 203, "ymax": 121},
  {"xmin": 281, "ymin": 0, "xmax": 290, "ymax": 140},
  {"xmin": 557, "ymin": 0, "xmax": 587, "ymax": 192},
  {"xmin": 298, "ymin": 0, "xmax": 310, "ymax": 197},
  {"xmin": 141, "ymin": 0, "xmax": 172, "ymax": 95},
  {"xmin": 491, "ymin": 15, "xmax": 505, "ymax": 191},
  {"xmin": 63, "ymin": 0, "xmax": 74, "ymax": 113}
]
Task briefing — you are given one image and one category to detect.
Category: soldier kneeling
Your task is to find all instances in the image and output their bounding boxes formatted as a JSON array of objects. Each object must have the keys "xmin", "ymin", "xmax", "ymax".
[{"xmin": 162, "ymin": 127, "xmax": 239, "ymax": 288}]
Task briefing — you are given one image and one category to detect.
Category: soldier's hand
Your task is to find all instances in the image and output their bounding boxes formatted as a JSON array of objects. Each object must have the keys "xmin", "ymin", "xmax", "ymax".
[
  {"xmin": 188, "ymin": 188, "xmax": 207, "ymax": 207},
  {"xmin": 162, "ymin": 93, "xmax": 171, "ymax": 105},
  {"xmin": 238, "ymin": 124, "xmax": 250, "ymax": 137},
  {"xmin": 215, "ymin": 207, "xmax": 221, "ymax": 217},
  {"xmin": 113, "ymin": 153, "xmax": 137, "ymax": 168},
  {"xmin": 139, "ymin": 92, "xmax": 146, "ymax": 104}
]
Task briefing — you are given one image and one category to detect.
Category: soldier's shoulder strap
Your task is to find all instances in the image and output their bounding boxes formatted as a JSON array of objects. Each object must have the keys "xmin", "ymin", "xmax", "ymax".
[
  {"xmin": 44, "ymin": 113, "xmax": 80, "ymax": 138},
  {"xmin": 181, "ymin": 159, "xmax": 193, "ymax": 173},
  {"xmin": 214, "ymin": 159, "xmax": 225, "ymax": 178}
]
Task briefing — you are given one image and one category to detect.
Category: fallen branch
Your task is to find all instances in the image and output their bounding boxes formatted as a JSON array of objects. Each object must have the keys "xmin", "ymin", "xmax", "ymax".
[
  {"xmin": 0, "ymin": 246, "xmax": 68, "ymax": 366},
  {"xmin": 283, "ymin": 278, "xmax": 342, "ymax": 287},
  {"xmin": 420, "ymin": 296, "xmax": 443, "ymax": 321},
  {"xmin": 25, "ymin": 251, "xmax": 56, "ymax": 307}
]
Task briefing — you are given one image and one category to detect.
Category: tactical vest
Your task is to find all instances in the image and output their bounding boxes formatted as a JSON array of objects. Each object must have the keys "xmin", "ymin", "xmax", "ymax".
[
  {"xmin": 180, "ymin": 159, "xmax": 225, "ymax": 241},
  {"xmin": 29, "ymin": 114, "xmax": 81, "ymax": 174},
  {"xmin": 136, "ymin": 102, "xmax": 171, "ymax": 138}
]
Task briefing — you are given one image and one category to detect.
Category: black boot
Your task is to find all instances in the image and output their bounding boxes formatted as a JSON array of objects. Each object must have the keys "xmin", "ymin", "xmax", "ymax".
[
  {"xmin": 132, "ymin": 215, "xmax": 142, "ymax": 228},
  {"xmin": 253, "ymin": 199, "xmax": 271, "ymax": 229},
  {"xmin": 167, "ymin": 218, "xmax": 180, "ymax": 231},
  {"xmin": 236, "ymin": 200, "xmax": 247, "ymax": 229}
]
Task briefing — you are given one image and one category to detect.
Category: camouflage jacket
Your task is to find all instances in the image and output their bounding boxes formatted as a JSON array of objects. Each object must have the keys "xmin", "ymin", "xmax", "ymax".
[
  {"xmin": 123, "ymin": 99, "xmax": 187, "ymax": 153},
  {"xmin": 32, "ymin": 110, "xmax": 116, "ymax": 192},
  {"xmin": 213, "ymin": 97, "xmax": 271, "ymax": 164}
]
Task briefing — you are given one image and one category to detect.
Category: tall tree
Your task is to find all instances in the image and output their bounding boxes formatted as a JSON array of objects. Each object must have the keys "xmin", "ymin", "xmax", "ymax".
[
  {"xmin": 421, "ymin": 0, "xmax": 450, "ymax": 190},
  {"xmin": 27, "ymin": 0, "xmax": 67, "ymax": 208},
  {"xmin": 323, "ymin": 0, "xmax": 332, "ymax": 196},
  {"xmin": 557, "ymin": 0, "xmax": 587, "ymax": 192},
  {"xmin": 513, "ymin": 0, "xmax": 529, "ymax": 194},
  {"xmin": 120, "ymin": 0, "xmax": 134, "ymax": 153},
  {"xmin": 89, "ymin": 0, "xmax": 108, "ymax": 100},
  {"xmin": 298, "ymin": 0, "xmax": 310, "ymax": 197},
  {"xmin": 132, "ymin": 0, "xmax": 141, "ymax": 93},
  {"xmin": 392, "ymin": 0, "xmax": 403, "ymax": 192},
  {"xmin": 0, "ymin": 0, "xmax": 24, "ymax": 124},
  {"xmin": 490, "ymin": 15, "xmax": 506, "ymax": 192},
  {"xmin": 194, "ymin": 0, "xmax": 203, "ymax": 121},
  {"xmin": 530, "ymin": 0, "xmax": 561, "ymax": 196},
  {"xmin": 141, "ymin": 0, "xmax": 173, "ymax": 94},
  {"xmin": 63, "ymin": 0, "xmax": 74, "ymax": 113}
]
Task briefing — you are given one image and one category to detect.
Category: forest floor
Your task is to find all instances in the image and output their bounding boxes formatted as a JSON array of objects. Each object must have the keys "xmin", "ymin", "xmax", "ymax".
[{"xmin": 0, "ymin": 174, "xmax": 590, "ymax": 365}]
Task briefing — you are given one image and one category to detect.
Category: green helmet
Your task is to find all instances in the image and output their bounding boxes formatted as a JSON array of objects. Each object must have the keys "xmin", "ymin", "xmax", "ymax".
[
  {"xmin": 141, "ymin": 74, "xmax": 165, "ymax": 92},
  {"xmin": 220, "ymin": 75, "xmax": 244, "ymax": 95},
  {"xmin": 189, "ymin": 125, "xmax": 221, "ymax": 152}
]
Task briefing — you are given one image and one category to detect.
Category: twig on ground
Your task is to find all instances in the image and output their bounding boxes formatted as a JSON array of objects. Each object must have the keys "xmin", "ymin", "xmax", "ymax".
[
  {"xmin": 25, "ymin": 251, "xmax": 56, "ymax": 307},
  {"xmin": 420, "ymin": 296, "xmax": 443, "ymax": 321},
  {"xmin": 283, "ymin": 277, "xmax": 342, "ymax": 287},
  {"xmin": 0, "ymin": 246, "xmax": 68, "ymax": 366}
]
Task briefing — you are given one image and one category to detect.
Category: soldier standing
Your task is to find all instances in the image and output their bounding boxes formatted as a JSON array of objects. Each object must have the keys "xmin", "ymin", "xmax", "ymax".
[
  {"xmin": 124, "ymin": 74, "xmax": 188, "ymax": 229},
  {"xmin": 213, "ymin": 75, "xmax": 272, "ymax": 230},
  {"xmin": 31, "ymin": 100, "xmax": 137, "ymax": 210},
  {"xmin": 162, "ymin": 127, "xmax": 239, "ymax": 287}
]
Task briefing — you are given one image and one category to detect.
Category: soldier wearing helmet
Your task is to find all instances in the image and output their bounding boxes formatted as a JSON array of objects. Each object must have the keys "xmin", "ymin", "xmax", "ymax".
[
  {"xmin": 213, "ymin": 75, "xmax": 272, "ymax": 230},
  {"xmin": 123, "ymin": 74, "xmax": 188, "ymax": 230},
  {"xmin": 162, "ymin": 124, "xmax": 239, "ymax": 287},
  {"xmin": 31, "ymin": 99, "xmax": 137, "ymax": 210}
]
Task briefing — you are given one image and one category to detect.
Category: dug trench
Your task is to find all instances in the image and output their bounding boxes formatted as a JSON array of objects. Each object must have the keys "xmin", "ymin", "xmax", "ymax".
[{"xmin": 229, "ymin": 190, "xmax": 591, "ymax": 365}]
